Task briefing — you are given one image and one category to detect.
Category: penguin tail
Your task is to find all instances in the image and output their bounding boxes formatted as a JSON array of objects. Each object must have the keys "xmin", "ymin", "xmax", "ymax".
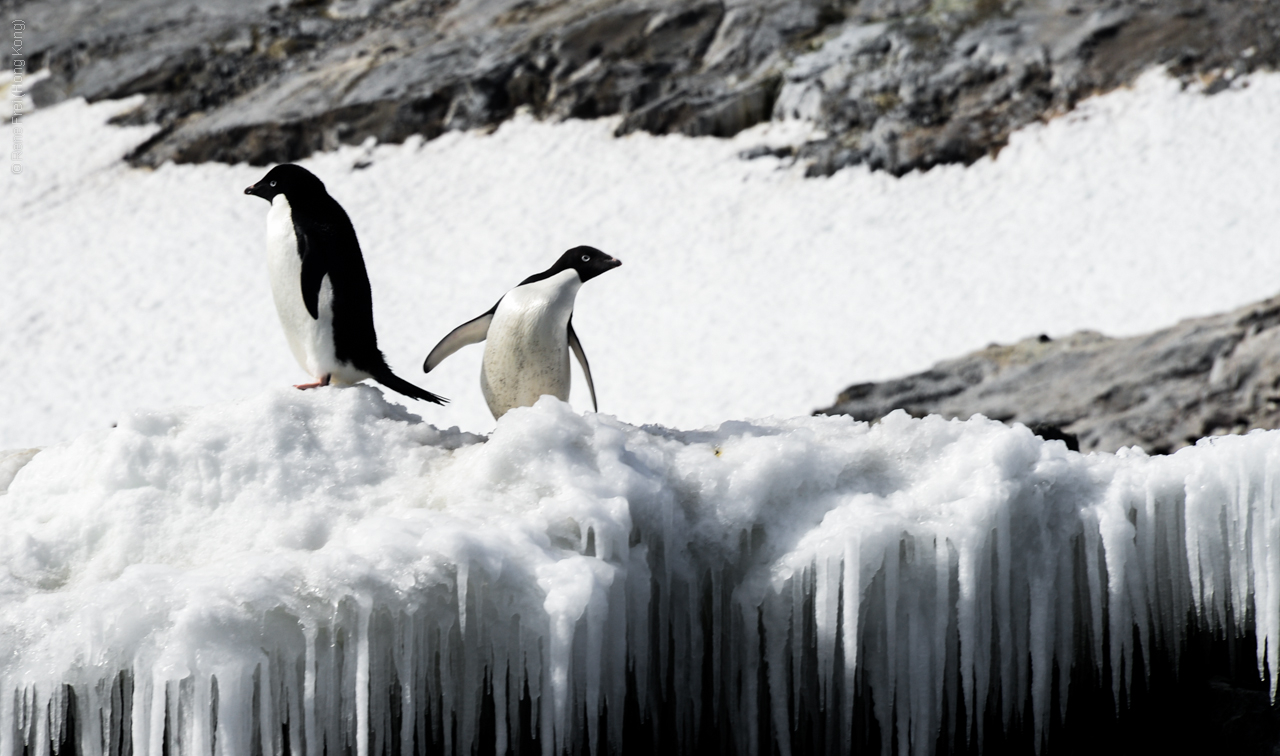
[{"xmin": 370, "ymin": 366, "xmax": 449, "ymax": 405}]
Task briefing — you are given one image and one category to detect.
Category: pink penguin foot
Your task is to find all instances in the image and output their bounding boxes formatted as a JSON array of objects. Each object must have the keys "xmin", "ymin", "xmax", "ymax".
[{"xmin": 294, "ymin": 374, "xmax": 332, "ymax": 390}]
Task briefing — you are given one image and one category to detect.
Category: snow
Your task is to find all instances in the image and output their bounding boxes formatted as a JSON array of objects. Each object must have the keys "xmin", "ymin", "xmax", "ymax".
[
  {"xmin": 2, "ymin": 68, "xmax": 1280, "ymax": 754},
  {"xmin": 2, "ymin": 70, "xmax": 1280, "ymax": 445},
  {"xmin": 1, "ymin": 390, "xmax": 1278, "ymax": 756}
]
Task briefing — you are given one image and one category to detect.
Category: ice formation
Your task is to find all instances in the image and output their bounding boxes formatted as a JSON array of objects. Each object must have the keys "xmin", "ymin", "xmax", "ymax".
[{"xmin": 0, "ymin": 388, "xmax": 1276, "ymax": 755}]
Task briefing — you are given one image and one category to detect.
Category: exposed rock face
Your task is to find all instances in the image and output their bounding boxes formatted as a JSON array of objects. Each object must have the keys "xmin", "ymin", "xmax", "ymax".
[
  {"xmin": 779, "ymin": 0, "xmax": 1280, "ymax": 175},
  {"xmin": 9, "ymin": 0, "xmax": 1278, "ymax": 173},
  {"xmin": 15, "ymin": 0, "xmax": 822, "ymax": 166},
  {"xmin": 818, "ymin": 295, "xmax": 1280, "ymax": 454}
]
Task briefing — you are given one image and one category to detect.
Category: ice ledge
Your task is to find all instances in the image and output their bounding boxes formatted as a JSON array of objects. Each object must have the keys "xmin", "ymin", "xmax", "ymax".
[{"xmin": 1, "ymin": 387, "xmax": 1276, "ymax": 755}]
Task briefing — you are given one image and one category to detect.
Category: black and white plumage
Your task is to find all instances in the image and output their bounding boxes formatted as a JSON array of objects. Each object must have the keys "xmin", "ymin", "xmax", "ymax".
[
  {"xmin": 244, "ymin": 164, "xmax": 446, "ymax": 404},
  {"xmin": 423, "ymin": 246, "xmax": 621, "ymax": 419}
]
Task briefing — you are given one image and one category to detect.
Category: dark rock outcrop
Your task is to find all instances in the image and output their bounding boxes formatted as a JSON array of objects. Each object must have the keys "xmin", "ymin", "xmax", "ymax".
[
  {"xmin": 818, "ymin": 295, "xmax": 1280, "ymax": 454},
  {"xmin": 8, "ymin": 0, "xmax": 1279, "ymax": 174},
  {"xmin": 15, "ymin": 0, "xmax": 820, "ymax": 167},
  {"xmin": 780, "ymin": 0, "xmax": 1280, "ymax": 175}
]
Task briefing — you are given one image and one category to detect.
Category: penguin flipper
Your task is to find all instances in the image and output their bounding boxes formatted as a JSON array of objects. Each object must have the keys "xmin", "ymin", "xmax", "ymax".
[
  {"xmin": 567, "ymin": 319, "xmax": 598, "ymax": 413},
  {"xmin": 297, "ymin": 230, "xmax": 327, "ymax": 320},
  {"xmin": 424, "ymin": 308, "xmax": 495, "ymax": 372},
  {"xmin": 369, "ymin": 366, "xmax": 449, "ymax": 405}
]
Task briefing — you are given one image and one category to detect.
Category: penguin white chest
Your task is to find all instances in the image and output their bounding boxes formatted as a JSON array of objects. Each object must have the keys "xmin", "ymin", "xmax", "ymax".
[
  {"xmin": 481, "ymin": 270, "xmax": 582, "ymax": 419},
  {"xmin": 265, "ymin": 196, "xmax": 339, "ymax": 379}
]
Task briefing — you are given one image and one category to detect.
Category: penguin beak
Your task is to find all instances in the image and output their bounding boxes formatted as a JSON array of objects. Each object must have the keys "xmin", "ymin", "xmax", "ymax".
[{"xmin": 244, "ymin": 184, "xmax": 258, "ymax": 196}]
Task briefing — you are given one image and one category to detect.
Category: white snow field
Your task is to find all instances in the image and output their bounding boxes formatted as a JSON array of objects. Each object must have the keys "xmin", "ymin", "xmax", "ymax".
[
  {"xmin": 2, "ymin": 70, "xmax": 1280, "ymax": 755},
  {"xmin": 1, "ymin": 390, "xmax": 1278, "ymax": 756},
  {"xmin": 2, "ymin": 70, "xmax": 1280, "ymax": 446}
]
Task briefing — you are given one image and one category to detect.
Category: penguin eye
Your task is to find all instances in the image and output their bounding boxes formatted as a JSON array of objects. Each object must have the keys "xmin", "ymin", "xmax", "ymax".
[
  {"xmin": 581, "ymin": 254, "xmax": 590, "ymax": 262},
  {"xmin": 269, "ymin": 180, "xmax": 277, "ymax": 187}
]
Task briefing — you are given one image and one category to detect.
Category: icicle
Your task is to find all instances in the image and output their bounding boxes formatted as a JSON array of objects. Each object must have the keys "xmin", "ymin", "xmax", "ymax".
[
  {"xmin": 493, "ymin": 656, "xmax": 509, "ymax": 756},
  {"xmin": 1138, "ymin": 484, "xmax": 1159, "ymax": 650},
  {"xmin": 932, "ymin": 537, "xmax": 949, "ymax": 753},
  {"xmin": 146, "ymin": 673, "xmax": 165, "ymax": 756},
  {"xmin": 1230, "ymin": 458, "xmax": 1252, "ymax": 636},
  {"xmin": 584, "ymin": 576, "xmax": 607, "ymax": 755},
  {"xmin": 506, "ymin": 626, "xmax": 521, "ymax": 755},
  {"xmin": 33, "ymin": 686, "xmax": 50, "ymax": 756},
  {"xmin": 162, "ymin": 680, "xmax": 176, "ymax": 756},
  {"xmin": 256, "ymin": 657, "xmax": 276, "ymax": 756},
  {"xmin": 302, "ymin": 623, "xmax": 318, "ymax": 756},
  {"xmin": 547, "ymin": 607, "xmax": 573, "ymax": 753},
  {"xmin": 0, "ymin": 681, "xmax": 12, "ymax": 756},
  {"xmin": 78, "ymin": 683, "xmax": 100, "ymax": 756},
  {"xmin": 1028, "ymin": 557, "xmax": 1053, "ymax": 750},
  {"xmin": 321, "ymin": 622, "xmax": 341, "ymax": 756},
  {"xmin": 763, "ymin": 586, "xmax": 792, "ymax": 756},
  {"xmin": 353, "ymin": 598, "xmax": 371, "ymax": 756},
  {"xmin": 49, "ymin": 686, "xmax": 63, "ymax": 755},
  {"xmin": 994, "ymin": 509, "xmax": 1014, "ymax": 729},
  {"xmin": 840, "ymin": 536, "xmax": 861, "ymax": 754},
  {"xmin": 685, "ymin": 572, "xmax": 702, "ymax": 749},
  {"xmin": 537, "ymin": 639, "xmax": 553, "ymax": 756},
  {"xmin": 398, "ymin": 610, "xmax": 416, "ymax": 756},
  {"xmin": 1262, "ymin": 448, "xmax": 1280, "ymax": 699},
  {"xmin": 884, "ymin": 537, "xmax": 900, "ymax": 755},
  {"xmin": 738, "ymin": 595, "xmax": 761, "ymax": 756},
  {"xmin": 456, "ymin": 562, "xmax": 469, "ymax": 637},
  {"xmin": 439, "ymin": 617, "xmax": 455, "ymax": 756},
  {"xmin": 626, "ymin": 543, "xmax": 651, "ymax": 715},
  {"xmin": 458, "ymin": 603, "xmax": 478, "ymax": 756},
  {"xmin": 213, "ymin": 665, "xmax": 250, "ymax": 756},
  {"xmin": 789, "ymin": 573, "xmax": 804, "ymax": 732},
  {"xmin": 16, "ymin": 688, "xmax": 30, "ymax": 756},
  {"xmin": 814, "ymin": 554, "xmax": 837, "ymax": 704},
  {"xmin": 710, "ymin": 567, "xmax": 724, "ymax": 718},
  {"xmin": 284, "ymin": 650, "xmax": 302, "ymax": 756},
  {"xmin": 191, "ymin": 673, "xmax": 210, "ymax": 756},
  {"xmin": 423, "ymin": 616, "xmax": 439, "ymax": 749},
  {"xmin": 605, "ymin": 570, "xmax": 628, "ymax": 752},
  {"xmin": 1081, "ymin": 514, "xmax": 1106, "ymax": 680}
]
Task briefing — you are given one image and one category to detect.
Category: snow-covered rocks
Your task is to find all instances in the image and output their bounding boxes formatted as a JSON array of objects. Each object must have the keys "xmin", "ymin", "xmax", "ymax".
[
  {"xmin": 6, "ymin": 71, "xmax": 1280, "ymax": 449},
  {"xmin": 820, "ymin": 293, "xmax": 1280, "ymax": 454},
  {"xmin": 2, "ymin": 388, "xmax": 1277, "ymax": 755}
]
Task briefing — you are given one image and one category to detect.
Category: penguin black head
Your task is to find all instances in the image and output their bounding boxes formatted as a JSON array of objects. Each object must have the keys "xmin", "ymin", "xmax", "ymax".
[
  {"xmin": 244, "ymin": 164, "xmax": 327, "ymax": 203},
  {"xmin": 557, "ymin": 246, "xmax": 621, "ymax": 283}
]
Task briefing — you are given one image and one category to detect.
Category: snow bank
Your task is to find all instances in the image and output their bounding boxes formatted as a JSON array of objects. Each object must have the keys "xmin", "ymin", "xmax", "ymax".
[
  {"xmin": 2, "ymin": 391, "xmax": 1276, "ymax": 755},
  {"xmin": 3, "ymin": 71, "xmax": 1280, "ymax": 446}
]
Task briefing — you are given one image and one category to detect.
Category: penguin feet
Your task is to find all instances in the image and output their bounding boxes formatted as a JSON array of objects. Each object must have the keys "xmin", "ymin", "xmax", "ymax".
[{"xmin": 294, "ymin": 374, "xmax": 332, "ymax": 390}]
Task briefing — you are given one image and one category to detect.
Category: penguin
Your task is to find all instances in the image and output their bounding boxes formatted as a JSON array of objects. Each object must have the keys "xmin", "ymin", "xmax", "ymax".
[
  {"xmin": 244, "ymin": 164, "xmax": 447, "ymax": 404},
  {"xmin": 423, "ymin": 246, "xmax": 620, "ymax": 419}
]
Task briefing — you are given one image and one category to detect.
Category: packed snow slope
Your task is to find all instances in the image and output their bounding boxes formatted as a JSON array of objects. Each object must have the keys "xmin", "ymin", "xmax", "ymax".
[
  {"xmin": 3, "ymin": 70, "xmax": 1280, "ymax": 446},
  {"xmin": 1, "ymin": 390, "xmax": 1278, "ymax": 756}
]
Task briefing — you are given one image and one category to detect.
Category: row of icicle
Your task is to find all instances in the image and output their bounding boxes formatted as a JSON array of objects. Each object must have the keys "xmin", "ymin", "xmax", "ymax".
[{"xmin": 3, "ymin": 434, "xmax": 1278, "ymax": 756}]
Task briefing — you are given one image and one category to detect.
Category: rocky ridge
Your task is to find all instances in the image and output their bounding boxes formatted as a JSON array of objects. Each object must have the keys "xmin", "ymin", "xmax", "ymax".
[
  {"xmin": 8, "ymin": 0, "xmax": 1279, "ymax": 174},
  {"xmin": 818, "ymin": 294, "xmax": 1280, "ymax": 454}
]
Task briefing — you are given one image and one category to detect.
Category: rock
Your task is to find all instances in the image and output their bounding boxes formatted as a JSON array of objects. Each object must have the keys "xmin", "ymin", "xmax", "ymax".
[
  {"xmin": 8, "ymin": 0, "xmax": 1280, "ymax": 173},
  {"xmin": 776, "ymin": 0, "xmax": 1280, "ymax": 175},
  {"xmin": 14, "ymin": 0, "xmax": 818, "ymax": 167},
  {"xmin": 817, "ymin": 295, "xmax": 1280, "ymax": 454}
]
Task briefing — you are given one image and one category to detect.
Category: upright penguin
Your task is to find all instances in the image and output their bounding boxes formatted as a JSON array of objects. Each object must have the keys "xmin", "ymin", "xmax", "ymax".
[
  {"xmin": 424, "ymin": 246, "xmax": 620, "ymax": 419},
  {"xmin": 244, "ymin": 164, "xmax": 446, "ymax": 404}
]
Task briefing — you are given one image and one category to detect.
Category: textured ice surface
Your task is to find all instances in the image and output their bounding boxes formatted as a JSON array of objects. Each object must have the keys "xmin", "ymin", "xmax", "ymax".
[{"xmin": 1, "ymin": 389, "xmax": 1277, "ymax": 755}]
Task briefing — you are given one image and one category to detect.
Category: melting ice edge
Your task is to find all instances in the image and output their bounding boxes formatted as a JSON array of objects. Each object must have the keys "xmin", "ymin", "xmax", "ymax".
[{"xmin": 0, "ymin": 386, "xmax": 1276, "ymax": 756}]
